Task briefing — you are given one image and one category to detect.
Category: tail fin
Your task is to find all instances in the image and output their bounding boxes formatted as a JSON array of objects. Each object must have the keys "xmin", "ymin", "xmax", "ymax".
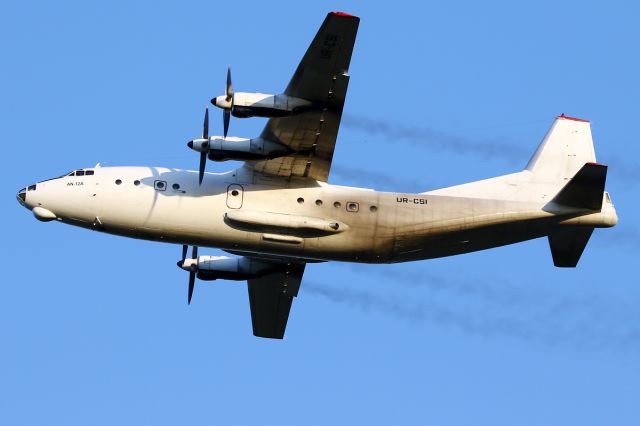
[
  {"xmin": 529, "ymin": 115, "xmax": 609, "ymax": 267},
  {"xmin": 526, "ymin": 114, "xmax": 596, "ymax": 182},
  {"xmin": 425, "ymin": 114, "xmax": 608, "ymax": 207}
]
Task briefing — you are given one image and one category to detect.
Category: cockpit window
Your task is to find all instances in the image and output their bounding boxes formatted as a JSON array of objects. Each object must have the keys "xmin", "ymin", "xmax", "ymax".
[
  {"xmin": 38, "ymin": 169, "xmax": 94, "ymax": 184},
  {"xmin": 65, "ymin": 169, "xmax": 94, "ymax": 177},
  {"xmin": 28, "ymin": 184, "xmax": 36, "ymax": 191}
]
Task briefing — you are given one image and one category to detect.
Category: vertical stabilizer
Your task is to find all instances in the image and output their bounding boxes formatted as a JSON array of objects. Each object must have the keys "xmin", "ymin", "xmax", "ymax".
[{"xmin": 526, "ymin": 115, "xmax": 596, "ymax": 183}]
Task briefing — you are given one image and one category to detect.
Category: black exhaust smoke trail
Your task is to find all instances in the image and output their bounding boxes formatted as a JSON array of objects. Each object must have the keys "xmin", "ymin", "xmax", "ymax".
[
  {"xmin": 349, "ymin": 265, "xmax": 550, "ymax": 308},
  {"xmin": 331, "ymin": 165, "xmax": 424, "ymax": 192},
  {"xmin": 304, "ymin": 282, "xmax": 538, "ymax": 344},
  {"xmin": 342, "ymin": 114, "xmax": 640, "ymax": 186},
  {"xmin": 304, "ymin": 278, "xmax": 640, "ymax": 352},
  {"xmin": 342, "ymin": 113, "xmax": 529, "ymax": 164},
  {"xmin": 602, "ymin": 159, "xmax": 640, "ymax": 188}
]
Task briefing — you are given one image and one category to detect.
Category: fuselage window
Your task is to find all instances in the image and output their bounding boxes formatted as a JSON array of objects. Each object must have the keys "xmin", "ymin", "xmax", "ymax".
[
  {"xmin": 346, "ymin": 202, "xmax": 359, "ymax": 212},
  {"xmin": 172, "ymin": 183, "xmax": 180, "ymax": 190},
  {"xmin": 154, "ymin": 180, "xmax": 166, "ymax": 191},
  {"xmin": 369, "ymin": 205, "xmax": 378, "ymax": 212},
  {"xmin": 134, "ymin": 180, "xmax": 141, "ymax": 186},
  {"xmin": 315, "ymin": 199, "xmax": 323, "ymax": 206},
  {"xmin": 115, "ymin": 179, "xmax": 122, "ymax": 185},
  {"xmin": 333, "ymin": 201, "xmax": 341, "ymax": 208}
]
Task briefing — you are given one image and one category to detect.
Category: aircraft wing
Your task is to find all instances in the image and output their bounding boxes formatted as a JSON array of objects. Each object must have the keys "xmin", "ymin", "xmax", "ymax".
[
  {"xmin": 249, "ymin": 12, "xmax": 360, "ymax": 182},
  {"xmin": 247, "ymin": 261, "xmax": 306, "ymax": 339}
]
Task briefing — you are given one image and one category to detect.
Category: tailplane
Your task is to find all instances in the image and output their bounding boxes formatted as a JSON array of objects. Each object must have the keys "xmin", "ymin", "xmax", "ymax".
[
  {"xmin": 545, "ymin": 161, "xmax": 615, "ymax": 267},
  {"xmin": 550, "ymin": 162, "xmax": 607, "ymax": 211},
  {"xmin": 548, "ymin": 226, "xmax": 594, "ymax": 267}
]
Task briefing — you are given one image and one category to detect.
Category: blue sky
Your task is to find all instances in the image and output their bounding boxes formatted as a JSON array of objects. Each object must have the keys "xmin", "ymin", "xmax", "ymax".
[{"xmin": 2, "ymin": 1, "xmax": 640, "ymax": 425}]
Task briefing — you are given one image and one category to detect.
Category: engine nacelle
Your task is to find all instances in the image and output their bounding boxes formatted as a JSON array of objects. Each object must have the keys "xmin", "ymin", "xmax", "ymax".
[
  {"xmin": 179, "ymin": 256, "xmax": 275, "ymax": 281},
  {"xmin": 188, "ymin": 136, "xmax": 291, "ymax": 161},
  {"xmin": 212, "ymin": 92, "xmax": 313, "ymax": 118},
  {"xmin": 209, "ymin": 137, "xmax": 292, "ymax": 161}
]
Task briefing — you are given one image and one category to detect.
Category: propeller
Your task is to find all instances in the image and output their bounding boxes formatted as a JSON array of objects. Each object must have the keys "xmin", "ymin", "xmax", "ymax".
[
  {"xmin": 177, "ymin": 245, "xmax": 200, "ymax": 305},
  {"xmin": 178, "ymin": 245, "xmax": 199, "ymax": 304},
  {"xmin": 223, "ymin": 66, "xmax": 233, "ymax": 138},
  {"xmin": 198, "ymin": 107, "xmax": 209, "ymax": 185}
]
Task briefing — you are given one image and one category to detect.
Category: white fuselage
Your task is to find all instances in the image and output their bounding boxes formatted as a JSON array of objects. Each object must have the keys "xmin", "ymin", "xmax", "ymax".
[{"xmin": 18, "ymin": 165, "xmax": 617, "ymax": 264}]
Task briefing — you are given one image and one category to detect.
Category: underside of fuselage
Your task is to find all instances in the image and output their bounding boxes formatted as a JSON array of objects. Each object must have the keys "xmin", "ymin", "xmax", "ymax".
[{"xmin": 86, "ymin": 212, "xmax": 561, "ymax": 264}]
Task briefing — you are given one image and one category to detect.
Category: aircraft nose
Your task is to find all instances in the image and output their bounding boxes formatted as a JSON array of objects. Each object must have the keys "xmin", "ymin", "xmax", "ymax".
[{"xmin": 16, "ymin": 188, "xmax": 26, "ymax": 207}]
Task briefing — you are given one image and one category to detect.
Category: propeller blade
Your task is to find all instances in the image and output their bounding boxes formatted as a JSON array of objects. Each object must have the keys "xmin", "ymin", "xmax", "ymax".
[
  {"xmin": 187, "ymin": 269, "xmax": 196, "ymax": 305},
  {"xmin": 223, "ymin": 67, "xmax": 233, "ymax": 138},
  {"xmin": 202, "ymin": 107, "xmax": 209, "ymax": 140},
  {"xmin": 198, "ymin": 152, "xmax": 206, "ymax": 185},
  {"xmin": 181, "ymin": 245, "xmax": 188, "ymax": 263},
  {"xmin": 225, "ymin": 66, "xmax": 233, "ymax": 101},
  {"xmin": 187, "ymin": 246, "xmax": 198, "ymax": 305},
  {"xmin": 223, "ymin": 109, "xmax": 230, "ymax": 138}
]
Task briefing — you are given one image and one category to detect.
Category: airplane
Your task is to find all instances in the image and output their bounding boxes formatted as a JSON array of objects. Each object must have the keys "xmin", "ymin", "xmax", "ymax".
[{"xmin": 16, "ymin": 12, "xmax": 618, "ymax": 339}]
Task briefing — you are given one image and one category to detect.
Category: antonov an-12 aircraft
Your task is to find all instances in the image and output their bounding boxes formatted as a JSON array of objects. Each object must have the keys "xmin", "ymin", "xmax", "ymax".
[{"xmin": 17, "ymin": 12, "xmax": 618, "ymax": 339}]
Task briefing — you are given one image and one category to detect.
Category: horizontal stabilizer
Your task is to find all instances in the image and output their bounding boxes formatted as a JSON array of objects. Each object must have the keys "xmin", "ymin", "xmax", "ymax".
[
  {"xmin": 548, "ymin": 226, "xmax": 594, "ymax": 267},
  {"xmin": 551, "ymin": 163, "xmax": 607, "ymax": 211}
]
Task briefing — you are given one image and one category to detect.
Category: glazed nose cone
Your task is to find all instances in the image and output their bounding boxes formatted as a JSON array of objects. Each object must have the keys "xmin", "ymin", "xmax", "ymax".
[{"xmin": 16, "ymin": 188, "xmax": 26, "ymax": 207}]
